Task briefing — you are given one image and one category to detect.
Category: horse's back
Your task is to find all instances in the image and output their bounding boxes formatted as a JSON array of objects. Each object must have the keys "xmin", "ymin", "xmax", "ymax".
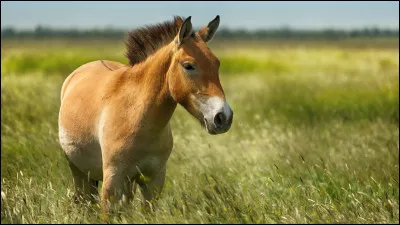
[
  {"xmin": 60, "ymin": 60, "xmax": 126, "ymax": 101},
  {"xmin": 100, "ymin": 60, "xmax": 127, "ymax": 71}
]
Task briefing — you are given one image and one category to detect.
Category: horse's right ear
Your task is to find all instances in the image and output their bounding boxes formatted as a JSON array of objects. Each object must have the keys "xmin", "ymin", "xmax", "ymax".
[
  {"xmin": 177, "ymin": 16, "xmax": 192, "ymax": 45},
  {"xmin": 197, "ymin": 15, "xmax": 220, "ymax": 43}
]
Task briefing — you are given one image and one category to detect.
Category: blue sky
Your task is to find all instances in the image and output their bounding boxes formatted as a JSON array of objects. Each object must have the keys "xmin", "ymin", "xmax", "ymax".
[{"xmin": 1, "ymin": 1, "xmax": 399, "ymax": 30}]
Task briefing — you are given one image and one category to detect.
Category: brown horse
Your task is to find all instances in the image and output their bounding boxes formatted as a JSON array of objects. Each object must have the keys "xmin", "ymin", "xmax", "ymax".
[{"xmin": 58, "ymin": 15, "xmax": 233, "ymax": 215}]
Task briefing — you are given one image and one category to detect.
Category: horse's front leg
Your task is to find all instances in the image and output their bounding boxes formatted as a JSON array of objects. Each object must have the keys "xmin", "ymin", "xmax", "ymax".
[
  {"xmin": 100, "ymin": 159, "xmax": 136, "ymax": 219},
  {"xmin": 101, "ymin": 167, "xmax": 123, "ymax": 216},
  {"xmin": 138, "ymin": 165, "xmax": 166, "ymax": 212},
  {"xmin": 100, "ymin": 163, "xmax": 130, "ymax": 221}
]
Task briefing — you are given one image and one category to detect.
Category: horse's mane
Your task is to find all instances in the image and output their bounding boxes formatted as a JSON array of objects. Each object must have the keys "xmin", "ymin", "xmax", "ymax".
[{"xmin": 125, "ymin": 16, "xmax": 188, "ymax": 66}]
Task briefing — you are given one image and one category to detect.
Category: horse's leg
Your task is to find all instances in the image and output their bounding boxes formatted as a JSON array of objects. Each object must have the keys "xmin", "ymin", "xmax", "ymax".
[
  {"xmin": 101, "ymin": 172, "xmax": 135, "ymax": 206},
  {"xmin": 67, "ymin": 159, "xmax": 99, "ymax": 204},
  {"xmin": 122, "ymin": 178, "xmax": 135, "ymax": 203},
  {"xmin": 100, "ymin": 166, "xmax": 125, "ymax": 220},
  {"xmin": 138, "ymin": 165, "xmax": 166, "ymax": 212}
]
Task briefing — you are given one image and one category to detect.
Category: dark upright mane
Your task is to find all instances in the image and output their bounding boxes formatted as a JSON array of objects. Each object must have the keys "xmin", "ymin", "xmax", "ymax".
[{"xmin": 125, "ymin": 16, "xmax": 185, "ymax": 66}]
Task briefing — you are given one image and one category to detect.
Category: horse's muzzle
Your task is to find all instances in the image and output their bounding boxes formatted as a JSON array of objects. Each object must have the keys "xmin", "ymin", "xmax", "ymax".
[{"xmin": 205, "ymin": 107, "xmax": 233, "ymax": 135}]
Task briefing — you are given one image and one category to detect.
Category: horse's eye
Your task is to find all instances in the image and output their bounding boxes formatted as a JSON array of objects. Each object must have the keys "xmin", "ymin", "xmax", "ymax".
[{"xmin": 183, "ymin": 63, "xmax": 195, "ymax": 71}]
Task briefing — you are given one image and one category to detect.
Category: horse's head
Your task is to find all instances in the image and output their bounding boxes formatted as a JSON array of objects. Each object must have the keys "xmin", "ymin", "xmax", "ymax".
[{"xmin": 167, "ymin": 16, "xmax": 233, "ymax": 135}]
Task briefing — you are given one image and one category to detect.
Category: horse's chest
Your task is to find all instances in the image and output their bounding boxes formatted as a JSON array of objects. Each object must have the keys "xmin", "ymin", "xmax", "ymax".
[
  {"xmin": 128, "ymin": 130, "xmax": 173, "ymax": 176},
  {"xmin": 135, "ymin": 154, "xmax": 164, "ymax": 175}
]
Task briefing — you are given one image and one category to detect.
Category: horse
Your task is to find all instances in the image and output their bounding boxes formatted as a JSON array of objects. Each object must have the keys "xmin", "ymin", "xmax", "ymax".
[{"xmin": 58, "ymin": 15, "xmax": 233, "ymax": 216}]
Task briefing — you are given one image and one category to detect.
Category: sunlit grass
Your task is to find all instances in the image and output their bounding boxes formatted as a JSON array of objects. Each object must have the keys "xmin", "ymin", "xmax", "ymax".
[
  {"xmin": 2, "ymin": 38, "xmax": 398, "ymax": 77},
  {"xmin": 1, "ymin": 38, "xmax": 399, "ymax": 223}
]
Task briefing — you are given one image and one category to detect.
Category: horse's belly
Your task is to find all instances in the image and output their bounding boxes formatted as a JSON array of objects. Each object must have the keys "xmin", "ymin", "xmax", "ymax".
[{"xmin": 59, "ymin": 126, "xmax": 103, "ymax": 180}]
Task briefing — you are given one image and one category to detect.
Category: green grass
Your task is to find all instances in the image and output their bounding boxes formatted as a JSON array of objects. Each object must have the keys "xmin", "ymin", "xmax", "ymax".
[
  {"xmin": 1, "ymin": 38, "xmax": 399, "ymax": 223},
  {"xmin": 2, "ymin": 38, "xmax": 398, "ymax": 76}
]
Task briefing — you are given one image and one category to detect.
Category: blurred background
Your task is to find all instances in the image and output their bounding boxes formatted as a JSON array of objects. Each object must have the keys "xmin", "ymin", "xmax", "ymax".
[
  {"xmin": 1, "ymin": 1, "xmax": 399, "ymax": 224},
  {"xmin": 1, "ymin": 1, "xmax": 399, "ymax": 42}
]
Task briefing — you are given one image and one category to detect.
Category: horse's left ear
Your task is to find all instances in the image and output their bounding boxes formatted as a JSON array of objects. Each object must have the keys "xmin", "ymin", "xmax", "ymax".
[{"xmin": 197, "ymin": 15, "xmax": 220, "ymax": 43}]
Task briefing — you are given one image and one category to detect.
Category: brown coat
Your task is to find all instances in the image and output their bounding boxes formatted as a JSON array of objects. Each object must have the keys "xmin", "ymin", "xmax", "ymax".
[{"xmin": 58, "ymin": 16, "xmax": 233, "ymax": 217}]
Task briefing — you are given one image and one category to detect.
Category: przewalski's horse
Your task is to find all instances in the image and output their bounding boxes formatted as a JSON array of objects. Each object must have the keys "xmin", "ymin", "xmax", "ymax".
[{"xmin": 58, "ymin": 15, "xmax": 233, "ymax": 215}]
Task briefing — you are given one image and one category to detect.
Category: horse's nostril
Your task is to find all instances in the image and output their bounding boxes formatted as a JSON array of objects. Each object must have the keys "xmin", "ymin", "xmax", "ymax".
[{"xmin": 214, "ymin": 112, "xmax": 226, "ymax": 128}]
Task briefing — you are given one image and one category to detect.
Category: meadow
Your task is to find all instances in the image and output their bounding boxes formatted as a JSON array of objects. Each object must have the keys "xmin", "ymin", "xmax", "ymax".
[{"xmin": 1, "ymin": 37, "xmax": 399, "ymax": 223}]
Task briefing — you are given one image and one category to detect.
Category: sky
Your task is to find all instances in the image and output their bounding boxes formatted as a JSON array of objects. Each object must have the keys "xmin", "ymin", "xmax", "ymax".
[{"xmin": 1, "ymin": 1, "xmax": 399, "ymax": 30}]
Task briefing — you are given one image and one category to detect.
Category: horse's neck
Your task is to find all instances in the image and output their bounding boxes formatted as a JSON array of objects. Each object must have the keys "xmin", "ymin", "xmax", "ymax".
[{"xmin": 125, "ymin": 44, "xmax": 177, "ymax": 132}]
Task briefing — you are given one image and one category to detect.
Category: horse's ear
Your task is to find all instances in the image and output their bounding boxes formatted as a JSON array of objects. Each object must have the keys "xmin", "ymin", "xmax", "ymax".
[
  {"xmin": 177, "ymin": 16, "xmax": 192, "ymax": 45},
  {"xmin": 197, "ymin": 15, "xmax": 220, "ymax": 43}
]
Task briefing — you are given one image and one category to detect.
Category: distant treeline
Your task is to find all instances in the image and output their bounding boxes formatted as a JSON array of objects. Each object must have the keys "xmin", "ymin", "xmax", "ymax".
[{"xmin": 1, "ymin": 25, "xmax": 399, "ymax": 40}]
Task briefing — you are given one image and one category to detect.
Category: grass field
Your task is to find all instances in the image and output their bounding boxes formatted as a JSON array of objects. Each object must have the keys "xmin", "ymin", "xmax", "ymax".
[{"xmin": 1, "ymin": 37, "xmax": 399, "ymax": 223}]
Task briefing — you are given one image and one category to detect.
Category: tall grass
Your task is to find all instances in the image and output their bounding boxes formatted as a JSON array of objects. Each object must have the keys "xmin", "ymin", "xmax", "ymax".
[{"xmin": 1, "ymin": 38, "xmax": 399, "ymax": 223}]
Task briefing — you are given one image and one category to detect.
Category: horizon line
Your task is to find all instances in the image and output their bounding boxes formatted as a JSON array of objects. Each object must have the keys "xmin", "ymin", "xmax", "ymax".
[{"xmin": 2, "ymin": 25, "xmax": 399, "ymax": 32}]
